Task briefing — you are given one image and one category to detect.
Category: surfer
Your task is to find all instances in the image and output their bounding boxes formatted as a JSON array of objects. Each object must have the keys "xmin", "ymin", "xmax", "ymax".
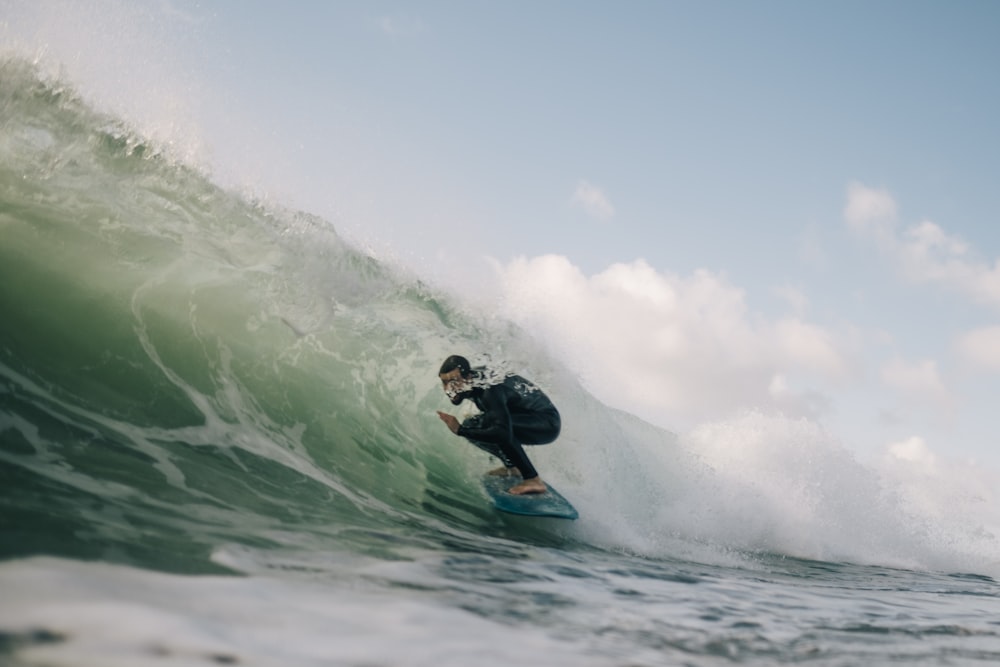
[{"xmin": 436, "ymin": 355, "xmax": 561, "ymax": 495}]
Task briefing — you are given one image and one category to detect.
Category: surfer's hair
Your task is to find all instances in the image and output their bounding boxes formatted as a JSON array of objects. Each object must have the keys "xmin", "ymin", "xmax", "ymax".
[{"xmin": 439, "ymin": 355, "xmax": 472, "ymax": 378}]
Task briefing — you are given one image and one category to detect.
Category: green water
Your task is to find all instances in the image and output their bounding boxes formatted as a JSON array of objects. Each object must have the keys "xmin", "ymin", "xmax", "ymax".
[{"xmin": 3, "ymin": 57, "xmax": 1000, "ymax": 667}]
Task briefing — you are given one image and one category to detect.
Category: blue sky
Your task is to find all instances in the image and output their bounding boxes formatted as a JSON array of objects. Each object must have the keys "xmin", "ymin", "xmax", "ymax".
[{"xmin": 5, "ymin": 0, "xmax": 1000, "ymax": 473}]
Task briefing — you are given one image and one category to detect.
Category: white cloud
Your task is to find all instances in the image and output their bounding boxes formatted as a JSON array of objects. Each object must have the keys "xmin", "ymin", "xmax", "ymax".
[
  {"xmin": 895, "ymin": 221, "xmax": 1000, "ymax": 305},
  {"xmin": 879, "ymin": 357, "xmax": 952, "ymax": 409},
  {"xmin": 844, "ymin": 182, "xmax": 897, "ymax": 236},
  {"xmin": 887, "ymin": 436, "xmax": 937, "ymax": 467},
  {"xmin": 570, "ymin": 180, "xmax": 615, "ymax": 220},
  {"xmin": 955, "ymin": 325, "xmax": 1000, "ymax": 372},
  {"xmin": 845, "ymin": 182, "xmax": 1000, "ymax": 307},
  {"xmin": 496, "ymin": 255, "xmax": 851, "ymax": 426},
  {"xmin": 885, "ymin": 436, "xmax": 942, "ymax": 478}
]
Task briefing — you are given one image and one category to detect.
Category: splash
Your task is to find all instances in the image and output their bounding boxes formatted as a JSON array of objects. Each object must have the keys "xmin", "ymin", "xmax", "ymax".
[{"xmin": 1, "ymin": 57, "xmax": 998, "ymax": 579}]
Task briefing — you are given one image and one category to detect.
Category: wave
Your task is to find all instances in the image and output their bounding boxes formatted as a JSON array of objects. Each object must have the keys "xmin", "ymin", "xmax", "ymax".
[{"xmin": 1, "ymin": 57, "xmax": 997, "ymax": 579}]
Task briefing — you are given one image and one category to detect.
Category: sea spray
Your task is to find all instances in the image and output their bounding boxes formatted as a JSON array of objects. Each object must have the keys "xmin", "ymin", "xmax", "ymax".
[
  {"xmin": 2, "ymin": 54, "xmax": 1000, "ymax": 667},
  {"xmin": 4, "ymin": 56, "xmax": 999, "ymax": 577}
]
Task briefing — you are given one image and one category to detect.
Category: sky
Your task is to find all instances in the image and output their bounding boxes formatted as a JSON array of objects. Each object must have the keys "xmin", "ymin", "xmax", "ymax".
[{"xmin": 4, "ymin": 0, "xmax": 1000, "ymax": 471}]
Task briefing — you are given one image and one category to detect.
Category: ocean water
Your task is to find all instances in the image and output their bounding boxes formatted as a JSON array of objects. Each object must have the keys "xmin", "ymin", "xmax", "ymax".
[{"xmin": 2, "ymin": 57, "xmax": 1000, "ymax": 667}]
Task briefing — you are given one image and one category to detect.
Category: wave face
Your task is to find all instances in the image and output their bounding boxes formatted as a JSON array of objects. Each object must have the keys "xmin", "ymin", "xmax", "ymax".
[
  {"xmin": 2, "ymin": 54, "xmax": 999, "ymax": 572},
  {"xmin": 0, "ymin": 55, "xmax": 526, "ymax": 569},
  {"xmin": 2, "ymin": 56, "xmax": 634, "ymax": 574},
  {"xmin": 2, "ymin": 57, "xmax": 1000, "ymax": 667}
]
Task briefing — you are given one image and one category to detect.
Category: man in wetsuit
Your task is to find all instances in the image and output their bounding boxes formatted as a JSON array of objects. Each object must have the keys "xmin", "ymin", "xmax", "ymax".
[{"xmin": 436, "ymin": 355, "xmax": 561, "ymax": 496}]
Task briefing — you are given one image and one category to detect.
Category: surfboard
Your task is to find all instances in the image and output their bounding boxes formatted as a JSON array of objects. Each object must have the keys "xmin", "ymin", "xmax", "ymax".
[{"xmin": 481, "ymin": 474, "xmax": 579, "ymax": 520}]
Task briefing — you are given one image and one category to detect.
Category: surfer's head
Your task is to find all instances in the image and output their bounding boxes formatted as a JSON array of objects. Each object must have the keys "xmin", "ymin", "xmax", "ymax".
[{"xmin": 439, "ymin": 355, "xmax": 474, "ymax": 405}]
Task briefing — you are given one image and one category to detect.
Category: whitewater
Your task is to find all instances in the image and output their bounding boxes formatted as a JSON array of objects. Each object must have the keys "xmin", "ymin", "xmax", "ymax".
[{"xmin": 2, "ymin": 56, "xmax": 1000, "ymax": 666}]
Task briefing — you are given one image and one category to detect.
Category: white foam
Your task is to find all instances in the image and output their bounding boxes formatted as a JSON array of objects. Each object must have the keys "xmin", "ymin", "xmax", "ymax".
[
  {"xmin": 0, "ymin": 557, "xmax": 604, "ymax": 667},
  {"xmin": 551, "ymin": 407, "xmax": 1000, "ymax": 576}
]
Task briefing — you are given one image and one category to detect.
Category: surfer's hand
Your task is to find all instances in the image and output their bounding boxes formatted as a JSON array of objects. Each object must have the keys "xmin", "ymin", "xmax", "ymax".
[{"xmin": 436, "ymin": 411, "xmax": 460, "ymax": 434}]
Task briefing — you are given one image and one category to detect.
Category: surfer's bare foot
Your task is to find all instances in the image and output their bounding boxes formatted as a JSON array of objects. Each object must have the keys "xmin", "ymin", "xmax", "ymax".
[
  {"xmin": 508, "ymin": 477, "xmax": 547, "ymax": 495},
  {"xmin": 487, "ymin": 466, "xmax": 519, "ymax": 477}
]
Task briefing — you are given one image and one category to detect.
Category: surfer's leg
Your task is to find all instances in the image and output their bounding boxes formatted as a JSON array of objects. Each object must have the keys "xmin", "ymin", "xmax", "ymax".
[
  {"xmin": 505, "ymin": 410, "xmax": 560, "ymax": 495},
  {"xmin": 461, "ymin": 411, "xmax": 553, "ymax": 491},
  {"xmin": 466, "ymin": 436, "xmax": 538, "ymax": 481},
  {"xmin": 491, "ymin": 440, "xmax": 545, "ymax": 495},
  {"xmin": 500, "ymin": 440, "xmax": 539, "ymax": 481},
  {"xmin": 483, "ymin": 439, "xmax": 546, "ymax": 495},
  {"xmin": 470, "ymin": 433, "xmax": 544, "ymax": 494},
  {"xmin": 460, "ymin": 414, "xmax": 511, "ymax": 468},
  {"xmin": 509, "ymin": 409, "xmax": 561, "ymax": 446},
  {"xmin": 466, "ymin": 438, "xmax": 517, "ymax": 470},
  {"xmin": 508, "ymin": 476, "xmax": 546, "ymax": 495}
]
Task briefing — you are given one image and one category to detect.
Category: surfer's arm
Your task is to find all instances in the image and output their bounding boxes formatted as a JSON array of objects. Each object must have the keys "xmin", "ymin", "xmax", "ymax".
[
  {"xmin": 436, "ymin": 411, "xmax": 460, "ymax": 433},
  {"xmin": 455, "ymin": 386, "xmax": 514, "ymax": 445}
]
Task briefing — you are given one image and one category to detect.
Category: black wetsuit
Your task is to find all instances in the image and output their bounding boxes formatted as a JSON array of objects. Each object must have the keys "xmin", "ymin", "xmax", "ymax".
[{"xmin": 455, "ymin": 373, "xmax": 561, "ymax": 480}]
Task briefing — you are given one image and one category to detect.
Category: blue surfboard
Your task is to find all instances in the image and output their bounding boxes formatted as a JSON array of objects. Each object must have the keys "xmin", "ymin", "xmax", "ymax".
[{"xmin": 481, "ymin": 474, "xmax": 579, "ymax": 520}]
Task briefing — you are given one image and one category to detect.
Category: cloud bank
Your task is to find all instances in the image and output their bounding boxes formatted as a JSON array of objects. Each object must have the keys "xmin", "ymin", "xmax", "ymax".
[
  {"xmin": 490, "ymin": 183, "xmax": 994, "ymax": 471},
  {"xmin": 496, "ymin": 254, "xmax": 852, "ymax": 427}
]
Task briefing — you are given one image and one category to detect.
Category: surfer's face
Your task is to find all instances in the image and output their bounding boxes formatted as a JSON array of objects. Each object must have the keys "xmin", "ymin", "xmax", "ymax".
[{"xmin": 440, "ymin": 369, "xmax": 469, "ymax": 405}]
